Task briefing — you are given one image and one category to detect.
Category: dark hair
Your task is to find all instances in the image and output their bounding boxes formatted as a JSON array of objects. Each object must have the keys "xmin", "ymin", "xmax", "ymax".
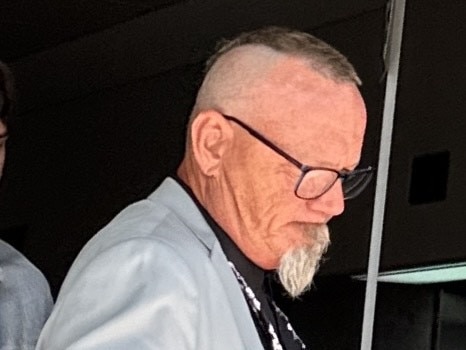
[
  {"xmin": 0, "ymin": 61, "xmax": 15, "ymax": 125},
  {"xmin": 205, "ymin": 26, "xmax": 361, "ymax": 85}
]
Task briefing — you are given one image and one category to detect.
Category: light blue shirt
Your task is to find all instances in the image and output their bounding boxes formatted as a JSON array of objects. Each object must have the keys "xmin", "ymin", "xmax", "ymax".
[{"xmin": 0, "ymin": 240, "xmax": 53, "ymax": 350}]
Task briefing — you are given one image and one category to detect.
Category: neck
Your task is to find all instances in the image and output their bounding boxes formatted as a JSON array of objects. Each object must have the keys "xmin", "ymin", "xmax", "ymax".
[{"xmin": 177, "ymin": 157, "xmax": 280, "ymax": 270}]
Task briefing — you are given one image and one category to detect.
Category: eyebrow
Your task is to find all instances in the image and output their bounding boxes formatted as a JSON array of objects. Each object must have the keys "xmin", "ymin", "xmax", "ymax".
[{"xmin": 0, "ymin": 132, "xmax": 9, "ymax": 139}]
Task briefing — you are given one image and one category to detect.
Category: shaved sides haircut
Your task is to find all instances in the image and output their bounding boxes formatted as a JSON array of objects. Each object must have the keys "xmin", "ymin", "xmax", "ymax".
[
  {"xmin": 206, "ymin": 26, "xmax": 361, "ymax": 85},
  {"xmin": 190, "ymin": 26, "xmax": 361, "ymax": 125}
]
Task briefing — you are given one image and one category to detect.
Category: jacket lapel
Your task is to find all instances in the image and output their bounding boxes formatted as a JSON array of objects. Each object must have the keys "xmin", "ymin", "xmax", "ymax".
[{"xmin": 150, "ymin": 178, "xmax": 264, "ymax": 350}]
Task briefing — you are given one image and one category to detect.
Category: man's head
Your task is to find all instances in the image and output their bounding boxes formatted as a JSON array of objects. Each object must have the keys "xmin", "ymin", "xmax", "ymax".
[
  {"xmin": 178, "ymin": 27, "xmax": 369, "ymax": 297},
  {"xmin": 0, "ymin": 61, "xmax": 14, "ymax": 178}
]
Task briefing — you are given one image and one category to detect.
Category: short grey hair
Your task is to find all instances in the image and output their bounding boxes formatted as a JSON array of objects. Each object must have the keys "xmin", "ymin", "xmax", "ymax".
[
  {"xmin": 205, "ymin": 26, "xmax": 361, "ymax": 85},
  {"xmin": 185, "ymin": 26, "xmax": 361, "ymax": 144}
]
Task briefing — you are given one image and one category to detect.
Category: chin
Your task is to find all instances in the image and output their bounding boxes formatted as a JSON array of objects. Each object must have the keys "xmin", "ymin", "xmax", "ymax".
[{"xmin": 277, "ymin": 224, "xmax": 330, "ymax": 298}]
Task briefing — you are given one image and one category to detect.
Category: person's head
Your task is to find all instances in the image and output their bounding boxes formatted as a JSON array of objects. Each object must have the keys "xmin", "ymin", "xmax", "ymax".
[
  {"xmin": 178, "ymin": 26, "xmax": 371, "ymax": 297},
  {"xmin": 0, "ymin": 61, "xmax": 14, "ymax": 178}
]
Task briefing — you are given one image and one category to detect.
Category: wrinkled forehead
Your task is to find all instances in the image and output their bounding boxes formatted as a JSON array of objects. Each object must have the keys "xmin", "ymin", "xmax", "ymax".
[
  {"xmin": 258, "ymin": 56, "xmax": 355, "ymax": 101},
  {"xmin": 253, "ymin": 58, "xmax": 366, "ymax": 125},
  {"xmin": 247, "ymin": 61, "xmax": 367, "ymax": 168}
]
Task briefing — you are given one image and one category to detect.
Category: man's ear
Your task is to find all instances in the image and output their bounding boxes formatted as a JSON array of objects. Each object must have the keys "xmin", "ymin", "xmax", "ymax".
[{"xmin": 190, "ymin": 110, "xmax": 233, "ymax": 177}]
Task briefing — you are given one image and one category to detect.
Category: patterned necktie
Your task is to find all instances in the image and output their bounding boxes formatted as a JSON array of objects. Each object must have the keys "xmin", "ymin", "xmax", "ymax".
[{"xmin": 228, "ymin": 262, "xmax": 306, "ymax": 350}]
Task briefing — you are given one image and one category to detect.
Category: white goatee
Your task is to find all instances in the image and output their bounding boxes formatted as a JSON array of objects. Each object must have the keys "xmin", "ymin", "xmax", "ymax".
[{"xmin": 277, "ymin": 224, "xmax": 330, "ymax": 298}]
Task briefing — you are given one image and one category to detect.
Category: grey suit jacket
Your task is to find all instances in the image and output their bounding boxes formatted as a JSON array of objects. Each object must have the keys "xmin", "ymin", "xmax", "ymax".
[{"xmin": 36, "ymin": 178, "xmax": 264, "ymax": 349}]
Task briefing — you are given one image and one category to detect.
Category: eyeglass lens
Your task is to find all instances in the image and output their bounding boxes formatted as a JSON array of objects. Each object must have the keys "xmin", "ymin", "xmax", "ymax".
[
  {"xmin": 341, "ymin": 171, "xmax": 373, "ymax": 199},
  {"xmin": 296, "ymin": 169, "xmax": 373, "ymax": 200}
]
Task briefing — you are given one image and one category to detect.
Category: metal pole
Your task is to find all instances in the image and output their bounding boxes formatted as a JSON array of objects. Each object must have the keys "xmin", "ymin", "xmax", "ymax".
[{"xmin": 360, "ymin": 0, "xmax": 406, "ymax": 349}]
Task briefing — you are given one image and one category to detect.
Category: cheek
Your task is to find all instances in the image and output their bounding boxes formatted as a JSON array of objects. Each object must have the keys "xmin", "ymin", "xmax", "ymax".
[
  {"xmin": 253, "ymin": 178, "xmax": 296, "ymax": 225},
  {"xmin": 261, "ymin": 202, "xmax": 308, "ymax": 248},
  {"xmin": 259, "ymin": 167, "xmax": 297, "ymax": 202},
  {"xmin": 253, "ymin": 169, "xmax": 302, "ymax": 227}
]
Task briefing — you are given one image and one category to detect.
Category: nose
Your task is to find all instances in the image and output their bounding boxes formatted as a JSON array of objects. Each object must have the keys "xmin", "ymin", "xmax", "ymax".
[{"xmin": 308, "ymin": 180, "xmax": 345, "ymax": 218}]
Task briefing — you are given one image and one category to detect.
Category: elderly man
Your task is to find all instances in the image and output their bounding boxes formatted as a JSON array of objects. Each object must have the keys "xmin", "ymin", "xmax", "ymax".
[
  {"xmin": 0, "ymin": 61, "xmax": 53, "ymax": 349},
  {"xmin": 37, "ymin": 27, "xmax": 373, "ymax": 349}
]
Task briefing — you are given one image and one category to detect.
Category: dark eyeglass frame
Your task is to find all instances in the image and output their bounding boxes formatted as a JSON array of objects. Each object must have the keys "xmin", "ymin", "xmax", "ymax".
[{"xmin": 221, "ymin": 113, "xmax": 374, "ymax": 200}]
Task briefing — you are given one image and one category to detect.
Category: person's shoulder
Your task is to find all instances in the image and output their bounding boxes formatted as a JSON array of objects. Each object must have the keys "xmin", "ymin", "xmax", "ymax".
[
  {"xmin": 74, "ymin": 226, "xmax": 205, "ymax": 283},
  {"xmin": 0, "ymin": 240, "xmax": 53, "ymax": 323},
  {"xmin": 0, "ymin": 240, "xmax": 50, "ymax": 288},
  {"xmin": 59, "ymin": 180, "xmax": 213, "ymax": 293},
  {"xmin": 60, "ymin": 212, "xmax": 209, "ymax": 292},
  {"xmin": 55, "ymin": 230, "xmax": 205, "ymax": 317},
  {"xmin": 80, "ymin": 193, "xmax": 207, "ymax": 264},
  {"xmin": 38, "ymin": 238, "xmax": 204, "ymax": 350}
]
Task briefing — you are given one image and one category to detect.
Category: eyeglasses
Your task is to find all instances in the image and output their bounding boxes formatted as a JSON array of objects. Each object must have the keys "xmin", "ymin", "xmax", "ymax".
[{"xmin": 222, "ymin": 114, "xmax": 374, "ymax": 200}]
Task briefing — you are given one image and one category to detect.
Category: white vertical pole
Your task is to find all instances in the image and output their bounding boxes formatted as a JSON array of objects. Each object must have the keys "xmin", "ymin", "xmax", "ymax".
[{"xmin": 360, "ymin": 0, "xmax": 406, "ymax": 349}]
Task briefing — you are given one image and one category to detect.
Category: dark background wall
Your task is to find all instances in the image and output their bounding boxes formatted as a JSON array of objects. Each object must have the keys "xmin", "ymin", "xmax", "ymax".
[
  {"xmin": 280, "ymin": 279, "xmax": 438, "ymax": 350},
  {"xmin": 1, "ymin": 0, "xmax": 466, "ymax": 348},
  {"xmin": 382, "ymin": 0, "xmax": 466, "ymax": 271}
]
